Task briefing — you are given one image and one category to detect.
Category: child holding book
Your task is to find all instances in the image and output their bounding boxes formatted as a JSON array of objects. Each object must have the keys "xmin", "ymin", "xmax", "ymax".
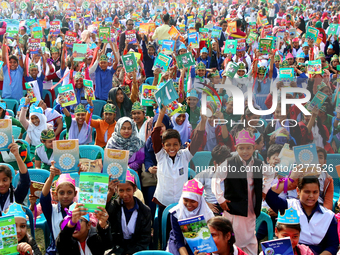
[
  {"xmin": 63, "ymin": 104, "xmax": 92, "ymax": 145},
  {"xmin": 86, "ymin": 98, "xmax": 116, "ymax": 148},
  {"xmin": 212, "ymin": 129, "xmax": 275, "ymax": 255},
  {"xmin": 3, "ymin": 203, "xmax": 42, "ymax": 255},
  {"xmin": 24, "ymin": 53, "xmax": 47, "ymax": 99},
  {"xmin": 151, "ymin": 106, "xmax": 204, "ymax": 208},
  {"xmin": 106, "ymin": 170, "xmax": 151, "ymax": 255},
  {"xmin": 166, "ymin": 179, "xmax": 214, "ymax": 255},
  {"xmin": 35, "ymin": 129, "xmax": 56, "ymax": 170},
  {"xmin": 40, "ymin": 166, "xmax": 78, "ymax": 253},
  {"xmin": 56, "ymin": 203, "xmax": 112, "ymax": 255},
  {"xmin": 265, "ymin": 176, "xmax": 339, "ymax": 255},
  {"xmin": 0, "ymin": 138, "xmax": 30, "ymax": 215}
]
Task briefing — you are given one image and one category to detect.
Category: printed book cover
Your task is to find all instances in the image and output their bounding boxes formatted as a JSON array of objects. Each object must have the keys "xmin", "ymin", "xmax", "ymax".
[
  {"xmin": 103, "ymin": 149, "xmax": 129, "ymax": 183},
  {"xmin": 58, "ymin": 84, "xmax": 77, "ymax": 107},
  {"xmin": 53, "ymin": 139, "xmax": 80, "ymax": 173},
  {"xmin": 261, "ymin": 237, "xmax": 294, "ymax": 255}
]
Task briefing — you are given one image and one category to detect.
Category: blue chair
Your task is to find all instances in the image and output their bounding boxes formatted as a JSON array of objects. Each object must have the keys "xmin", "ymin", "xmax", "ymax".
[
  {"xmin": 325, "ymin": 154, "xmax": 340, "ymax": 210},
  {"xmin": 145, "ymin": 77, "xmax": 154, "ymax": 85},
  {"xmin": 3, "ymin": 99, "xmax": 19, "ymax": 114},
  {"xmin": 12, "ymin": 126, "xmax": 22, "ymax": 139},
  {"xmin": 90, "ymin": 129, "xmax": 96, "ymax": 145},
  {"xmin": 53, "ymin": 83, "xmax": 61, "ymax": 99},
  {"xmin": 22, "ymin": 131, "xmax": 27, "ymax": 140},
  {"xmin": 70, "ymin": 172, "xmax": 80, "ymax": 187},
  {"xmin": 190, "ymin": 151, "xmax": 212, "ymax": 173},
  {"xmin": 92, "ymin": 100, "xmax": 107, "ymax": 116},
  {"xmin": 59, "ymin": 129, "xmax": 67, "ymax": 140},
  {"xmin": 189, "ymin": 168, "xmax": 196, "ymax": 179},
  {"xmin": 153, "ymin": 205, "xmax": 160, "ymax": 248},
  {"xmin": 43, "ymin": 90, "xmax": 53, "ymax": 108},
  {"xmin": 6, "ymin": 109, "xmax": 14, "ymax": 117},
  {"xmin": 162, "ymin": 203, "xmax": 178, "ymax": 249},
  {"xmin": 255, "ymin": 212, "xmax": 274, "ymax": 240},
  {"xmin": 92, "ymin": 114, "xmax": 102, "ymax": 120},
  {"xmin": 0, "ymin": 163, "xmax": 15, "ymax": 183},
  {"xmin": 134, "ymin": 252, "xmax": 173, "ymax": 255},
  {"xmin": 79, "ymin": 145, "xmax": 104, "ymax": 161},
  {"xmin": 13, "ymin": 169, "xmax": 50, "ymax": 189},
  {"xmin": 22, "ymin": 206, "xmax": 35, "ymax": 239},
  {"xmin": 128, "ymin": 168, "xmax": 141, "ymax": 190}
]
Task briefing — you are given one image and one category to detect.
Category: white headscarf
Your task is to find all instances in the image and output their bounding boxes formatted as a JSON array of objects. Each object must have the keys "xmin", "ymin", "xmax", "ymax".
[
  {"xmin": 171, "ymin": 179, "xmax": 214, "ymax": 221},
  {"xmin": 171, "ymin": 113, "xmax": 191, "ymax": 146},
  {"xmin": 27, "ymin": 112, "xmax": 47, "ymax": 146}
]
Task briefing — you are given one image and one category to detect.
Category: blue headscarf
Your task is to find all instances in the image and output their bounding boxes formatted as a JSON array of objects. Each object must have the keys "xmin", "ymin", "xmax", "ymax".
[{"xmin": 152, "ymin": 113, "xmax": 174, "ymax": 130}]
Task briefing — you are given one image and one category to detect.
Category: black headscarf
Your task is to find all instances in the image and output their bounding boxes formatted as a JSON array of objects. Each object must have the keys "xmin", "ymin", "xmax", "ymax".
[
  {"xmin": 107, "ymin": 87, "xmax": 132, "ymax": 121},
  {"xmin": 297, "ymin": 17, "xmax": 306, "ymax": 35}
]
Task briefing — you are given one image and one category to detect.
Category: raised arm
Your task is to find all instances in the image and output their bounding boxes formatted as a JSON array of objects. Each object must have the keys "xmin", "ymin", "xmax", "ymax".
[{"xmin": 19, "ymin": 98, "xmax": 30, "ymax": 130}]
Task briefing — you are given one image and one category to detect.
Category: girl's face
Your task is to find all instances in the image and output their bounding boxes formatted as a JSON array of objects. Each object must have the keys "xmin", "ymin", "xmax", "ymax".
[
  {"xmin": 132, "ymin": 110, "xmax": 145, "ymax": 124},
  {"xmin": 186, "ymin": 97, "xmax": 198, "ymax": 108},
  {"xmin": 120, "ymin": 121, "xmax": 133, "ymax": 139},
  {"xmin": 209, "ymin": 226, "xmax": 231, "ymax": 255},
  {"xmin": 116, "ymin": 89, "xmax": 124, "ymax": 104},
  {"xmin": 225, "ymin": 102, "xmax": 233, "ymax": 114},
  {"xmin": 237, "ymin": 70, "xmax": 245, "ymax": 77},
  {"xmin": 75, "ymin": 78, "xmax": 83, "ymax": 89},
  {"xmin": 15, "ymin": 217, "xmax": 27, "ymax": 242},
  {"xmin": 175, "ymin": 114, "xmax": 186, "ymax": 125},
  {"xmin": 275, "ymin": 227, "xmax": 300, "ymax": 249},
  {"xmin": 30, "ymin": 115, "xmax": 40, "ymax": 126},
  {"xmin": 196, "ymin": 69, "xmax": 206, "ymax": 77},
  {"xmin": 297, "ymin": 183, "xmax": 319, "ymax": 209},
  {"xmin": 179, "ymin": 49, "xmax": 187, "ymax": 55},
  {"xmin": 118, "ymin": 182, "xmax": 136, "ymax": 205},
  {"xmin": 43, "ymin": 139, "xmax": 54, "ymax": 150},
  {"xmin": 56, "ymin": 184, "xmax": 76, "ymax": 208},
  {"xmin": 75, "ymin": 112, "xmax": 86, "ymax": 125},
  {"xmin": 72, "ymin": 219, "xmax": 90, "ymax": 240},
  {"xmin": 148, "ymin": 47, "xmax": 155, "ymax": 56},
  {"xmin": 255, "ymin": 137, "xmax": 264, "ymax": 151},
  {"xmin": 0, "ymin": 171, "xmax": 11, "ymax": 195},
  {"xmin": 183, "ymin": 197, "xmax": 198, "ymax": 211}
]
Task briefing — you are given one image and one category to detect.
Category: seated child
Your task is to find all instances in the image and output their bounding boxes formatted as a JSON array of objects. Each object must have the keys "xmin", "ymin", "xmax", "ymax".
[
  {"xmin": 171, "ymin": 107, "xmax": 192, "ymax": 147},
  {"xmin": 167, "ymin": 179, "xmax": 214, "ymax": 255},
  {"xmin": 3, "ymin": 203, "xmax": 42, "ymax": 255},
  {"xmin": 35, "ymin": 129, "xmax": 56, "ymax": 170},
  {"xmin": 106, "ymin": 170, "xmax": 151, "ymax": 255},
  {"xmin": 56, "ymin": 203, "xmax": 112, "ymax": 255}
]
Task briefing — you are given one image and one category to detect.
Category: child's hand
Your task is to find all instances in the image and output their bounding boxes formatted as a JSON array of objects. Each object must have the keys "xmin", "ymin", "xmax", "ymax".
[
  {"xmin": 28, "ymin": 194, "xmax": 37, "ymax": 206},
  {"xmin": 94, "ymin": 206, "xmax": 109, "ymax": 228},
  {"xmin": 148, "ymin": 166, "xmax": 157, "ymax": 174},
  {"xmin": 25, "ymin": 97, "xmax": 30, "ymax": 106},
  {"xmin": 87, "ymin": 97, "xmax": 93, "ymax": 107},
  {"xmin": 207, "ymin": 202, "xmax": 219, "ymax": 214},
  {"xmin": 159, "ymin": 104, "xmax": 167, "ymax": 115},
  {"xmin": 108, "ymin": 176, "xmax": 119, "ymax": 194},
  {"xmin": 17, "ymin": 242, "xmax": 33, "ymax": 255},
  {"xmin": 50, "ymin": 161, "xmax": 62, "ymax": 178},
  {"xmin": 70, "ymin": 203, "xmax": 88, "ymax": 225},
  {"xmin": 194, "ymin": 250, "xmax": 207, "ymax": 255},
  {"xmin": 8, "ymin": 136, "xmax": 19, "ymax": 157}
]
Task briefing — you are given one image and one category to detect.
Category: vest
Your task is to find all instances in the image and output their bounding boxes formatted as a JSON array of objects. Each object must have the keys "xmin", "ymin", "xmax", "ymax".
[{"xmin": 224, "ymin": 156, "xmax": 263, "ymax": 217}]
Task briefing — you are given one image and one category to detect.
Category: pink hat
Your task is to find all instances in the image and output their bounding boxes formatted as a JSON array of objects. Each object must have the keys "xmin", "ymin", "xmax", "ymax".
[
  {"xmin": 292, "ymin": 37, "xmax": 299, "ymax": 42},
  {"xmin": 183, "ymin": 179, "xmax": 204, "ymax": 196},
  {"xmin": 126, "ymin": 170, "xmax": 135, "ymax": 184},
  {"xmin": 286, "ymin": 53, "xmax": 294, "ymax": 59},
  {"xmin": 236, "ymin": 129, "xmax": 255, "ymax": 145},
  {"xmin": 56, "ymin": 174, "xmax": 76, "ymax": 189}
]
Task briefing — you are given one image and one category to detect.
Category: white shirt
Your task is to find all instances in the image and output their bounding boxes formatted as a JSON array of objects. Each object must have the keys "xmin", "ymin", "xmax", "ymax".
[{"xmin": 11, "ymin": 13, "xmax": 19, "ymax": 19}]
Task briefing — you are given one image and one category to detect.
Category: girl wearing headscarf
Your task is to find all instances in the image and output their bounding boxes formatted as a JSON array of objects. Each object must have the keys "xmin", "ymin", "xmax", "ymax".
[
  {"xmin": 297, "ymin": 16, "xmax": 306, "ymax": 36},
  {"xmin": 315, "ymin": 21, "xmax": 327, "ymax": 44},
  {"xmin": 69, "ymin": 72, "xmax": 87, "ymax": 112},
  {"xmin": 171, "ymin": 108, "xmax": 191, "ymax": 146},
  {"xmin": 108, "ymin": 87, "xmax": 137, "ymax": 121},
  {"xmin": 166, "ymin": 179, "xmax": 214, "ymax": 255},
  {"xmin": 106, "ymin": 117, "xmax": 145, "ymax": 158},
  {"xmin": 19, "ymin": 99, "xmax": 52, "ymax": 151}
]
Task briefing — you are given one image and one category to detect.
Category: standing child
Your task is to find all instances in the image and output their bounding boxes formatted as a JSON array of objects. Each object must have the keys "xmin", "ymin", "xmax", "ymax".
[
  {"xmin": 24, "ymin": 54, "xmax": 47, "ymax": 99},
  {"xmin": 212, "ymin": 129, "xmax": 274, "ymax": 255}
]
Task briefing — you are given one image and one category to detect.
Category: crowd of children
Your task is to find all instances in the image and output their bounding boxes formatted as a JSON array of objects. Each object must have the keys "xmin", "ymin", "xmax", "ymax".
[{"xmin": 1, "ymin": 0, "xmax": 340, "ymax": 254}]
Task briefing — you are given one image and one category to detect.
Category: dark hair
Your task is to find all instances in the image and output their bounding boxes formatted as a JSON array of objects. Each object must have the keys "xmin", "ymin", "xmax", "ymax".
[
  {"xmin": 316, "ymin": 116, "xmax": 328, "ymax": 146},
  {"xmin": 267, "ymin": 144, "xmax": 283, "ymax": 159},
  {"xmin": 0, "ymin": 165, "xmax": 14, "ymax": 203},
  {"xmin": 297, "ymin": 176, "xmax": 320, "ymax": 190},
  {"xmin": 255, "ymin": 133, "xmax": 263, "ymax": 145},
  {"xmin": 316, "ymin": 146, "xmax": 327, "ymax": 160},
  {"xmin": 0, "ymin": 100, "xmax": 6, "ymax": 118},
  {"xmin": 126, "ymin": 19, "xmax": 134, "ymax": 25},
  {"xmin": 212, "ymin": 145, "xmax": 230, "ymax": 165},
  {"xmin": 195, "ymin": 22, "xmax": 202, "ymax": 31},
  {"xmin": 236, "ymin": 19, "xmax": 242, "ymax": 27},
  {"xmin": 276, "ymin": 223, "xmax": 301, "ymax": 232},
  {"xmin": 9, "ymin": 55, "xmax": 18, "ymax": 63},
  {"xmin": 161, "ymin": 129, "xmax": 181, "ymax": 144},
  {"xmin": 207, "ymin": 216, "xmax": 236, "ymax": 255},
  {"xmin": 219, "ymin": 20, "xmax": 227, "ymax": 26},
  {"xmin": 163, "ymin": 13, "xmax": 170, "ymax": 23}
]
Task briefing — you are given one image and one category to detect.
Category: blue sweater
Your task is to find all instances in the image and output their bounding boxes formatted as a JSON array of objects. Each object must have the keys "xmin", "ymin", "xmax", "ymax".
[{"xmin": 142, "ymin": 41, "xmax": 156, "ymax": 78}]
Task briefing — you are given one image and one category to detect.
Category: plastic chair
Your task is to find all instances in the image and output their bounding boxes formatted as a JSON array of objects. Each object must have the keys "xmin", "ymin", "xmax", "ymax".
[
  {"xmin": 13, "ymin": 169, "xmax": 50, "ymax": 188},
  {"xmin": 53, "ymin": 83, "xmax": 61, "ymax": 99},
  {"xmin": 22, "ymin": 206, "xmax": 35, "ymax": 239},
  {"xmin": 22, "ymin": 131, "xmax": 27, "ymax": 140},
  {"xmin": 128, "ymin": 168, "xmax": 141, "ymax": 190},
  {"xmin": 145, "ymin": 77, "xmax": 154, "ymax": 85},
  {"xmin": 190, "ymin": 151, "xmax": 212, "ymax": 173},
  {"xmin": 188, "ymin": 168, "xmax": 196, "ymax": 179},
  {"xmin": 70, "ymin": 172, "xmax": 80, "ymax": 187},
  {"xmin": 90, "ymin": 129, "xmax": 96, "ymax": 145},
  {"xmin": 42, "ymin": 90, "xmax": 53, "ymax": 108},
  {"xmin": 153, "ymin": 205, "xmax": 160, "ymax": 248},
  {"xmin": 92, "ymin": 100, "xmax": 107, "ymax": 116},
  {"xmin": 79, "ymin": 145, "xmax": 104, "ymax": 161},
  {"xmin": 0, "ymin": 163, "xmax": 15, "ymax": 183},
  {"xmin": 134, "ymin": 252, "xmax": 173, "ymax": 255},
  {"xmin": 162, "ymin": 203, "xmax": 178, "ymax": 249},
  {"xmin": 3, "ymin": 99, "xmax": 19, "ymax": 114},
  {"xmin": 255, "ymin": 212, "xmax": 274, "ymax": 240},
  {"xmin": 6, "ymin": 109, "xmax": 14, "ymax": 117},
  {"xmin": 325, "ymin": 154, "xmax": 340, "ymax": 210},
  {"xmin": 92, "ymin": 114, "xmax": 102, "ymax": 120},
  {"xmin": 12, "ymin": 126, "xmax": 22, "ymax": 139},
  {"xmin": 59, "ymin": 129, "xmax": 67, "ymax": 140}
]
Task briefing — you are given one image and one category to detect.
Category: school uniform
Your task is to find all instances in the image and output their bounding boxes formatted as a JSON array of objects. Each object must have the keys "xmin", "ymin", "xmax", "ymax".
[
  {"xmin": 2, "ymin": 65, "xmax": 23, "ymax": 101},
  {"xmin": 25, "ymin": 73, "xmax": 45, "ymax": 99},
  {"xmin": 266, "ymin": 189, "xmax": 339, "ymax": 255},
  {"xmin": 94, "ymin": 66, "xmax": 116, "ymax": 100},
  {"xmin": 35, "ymin": 144, "xmax": 53, "ymax": 170}
]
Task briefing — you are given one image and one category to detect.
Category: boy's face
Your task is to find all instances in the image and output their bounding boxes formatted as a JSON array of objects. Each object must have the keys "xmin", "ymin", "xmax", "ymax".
[
  {"xmin": 104, "ymin": 112, "xmax": 115, "ymax": 124},
  {"xmin": 186, "ymin": 97, "xmax": 198, "ymax": 108},
  {"xmin": 317, "ymin": 151, "xmax": 326, "ymax": 165},
  {"xmin": 237, "ymin": 70, "xmax": 245, "ymax": 77},
  {"xmin": 43, "ymin": 139, "xmax": 54, "ymax": 150},
  {"xmin": 99, "ymin": 61, "xmax": 108, "ymax": 70},
  {"xmin": 148, "ymin": 47, "xmax": 155, "ymax": 56},
  {"xmin": 201, "ymin": 52, "xmax": 208, "ymax": 59},
  {"xmin": 236, "ymin": 144, "xmax": 255, "ymax": 161},
  {"xmin": 9, "ymin": 59, "xmax": 18, "ymax": 70},
  {"xmin": 75, "ymin": 78, "xmax": 83, "ymax": 89},
  {"xmin": 267, "ymin": 152, "xmax": 280, "ymax": 166},
  {"xmin": 29, "ymin": 67, "xmax": 39, "ymax": 78},
  {"xmin": 51, "ymin": 52, "xmax": 59, "ymax": 60},
  {"xmin": 196, "ymin": 69, "xmax": 206, "ymax": 77},
  {"xmin": 162, "ymin": 138, "xmax": 181, "ymax": 157},
  {"xmin": 75, "ymin": 112, "xmax": 86, "ymax": 125},
  {"xmin": 275, "ymin": 227, "xmax": 300, "ymax": 249},
  {"xmin": 132, "ymin": 110, "xmax": 145, "ymax": 125},
  {"xmin": 225, "ymin": 101, "xmax": 233, "ymax": 114}
]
